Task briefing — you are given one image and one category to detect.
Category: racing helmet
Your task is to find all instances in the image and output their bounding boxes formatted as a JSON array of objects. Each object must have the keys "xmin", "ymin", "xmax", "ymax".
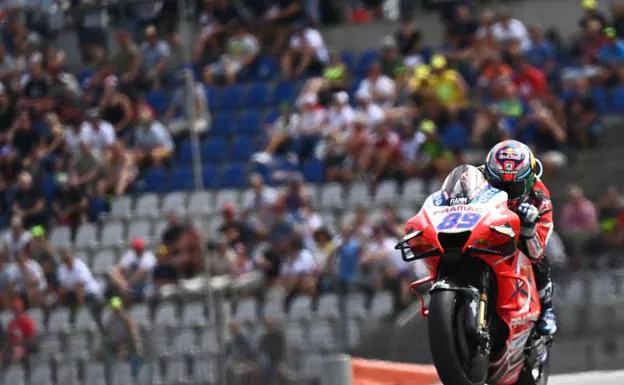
[{"xmin": 483, "ymin": 140, "xmax": 542, "ymax": 202}]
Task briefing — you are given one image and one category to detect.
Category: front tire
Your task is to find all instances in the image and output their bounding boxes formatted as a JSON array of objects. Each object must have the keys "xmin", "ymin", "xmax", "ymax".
[{"xmin": 428, "ymin": 290, "xmax": 488, "ymax": 385}]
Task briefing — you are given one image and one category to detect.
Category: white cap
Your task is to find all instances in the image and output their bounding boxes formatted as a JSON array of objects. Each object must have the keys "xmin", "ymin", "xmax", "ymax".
[
  {"xmin": 355, "ymin": 88, "xmax": 371, "ymax": 101},
  {"xmin": 301, "ymin": 93, "xmax": 318, "ymax": 106},
  {"xmin": 334, "ymin": 91, "xmax": 349, "ymax": 104}
]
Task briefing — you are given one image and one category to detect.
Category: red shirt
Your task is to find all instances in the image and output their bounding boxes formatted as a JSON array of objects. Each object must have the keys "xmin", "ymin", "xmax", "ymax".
[
  {"xmin": 513, "ymin": 65, "xmax": 547, "ymax": 99},
  {"xmin": 7, "ymin": 314, "xmax": 37, "ymax": 346}
]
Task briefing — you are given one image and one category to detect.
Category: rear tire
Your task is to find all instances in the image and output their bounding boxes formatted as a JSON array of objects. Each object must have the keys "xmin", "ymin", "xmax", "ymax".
[{"xmin": 428, "ymin": 290, "xmax": 487, "ymax": 385}]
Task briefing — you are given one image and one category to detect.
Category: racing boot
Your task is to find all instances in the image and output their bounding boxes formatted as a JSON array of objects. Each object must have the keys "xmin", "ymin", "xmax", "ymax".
[{"xmin": 536, "ymin": 281, "xmax": 557, "ymax": 336}]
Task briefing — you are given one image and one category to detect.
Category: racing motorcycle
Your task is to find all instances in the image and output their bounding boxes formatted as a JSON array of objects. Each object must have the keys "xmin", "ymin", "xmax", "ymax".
[{"xmin": 395, "ymin": 165, "xmax": 552, "ymax": 385}]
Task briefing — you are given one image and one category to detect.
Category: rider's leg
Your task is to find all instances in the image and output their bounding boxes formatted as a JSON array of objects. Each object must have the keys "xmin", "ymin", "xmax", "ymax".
[{"xmin": 533, "ymin": 256, "xmax": 557, "ymax": 335}]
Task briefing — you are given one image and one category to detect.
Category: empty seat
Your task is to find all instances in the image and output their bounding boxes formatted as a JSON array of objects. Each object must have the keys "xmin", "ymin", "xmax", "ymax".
[
  {"xmin": 127, "ymin": 220, "xmax": 152, "ymax": 243},
  {"xmin": 244, "ymin": 83, "xmax": 270, "ymax": 107},
  {"xmin": 200, "ymin": 328, "xmax": 219, "ymax": 354},
  {"xmin": 84, "ymin": 362, "xmax": 106, "ymax": 385},
  {"xmin": 231, "ymin": 136, "xmax": 254, "ymax": 162},
  {"xmin": 30, "ymin": 364, "xmax": 53, "ymax": 385},
  {"xmin": 110, "ymin": 196, "xmax": 133, "ymax": 219},
  {"xmin": 402, "ymin": 179, "xmax": 426, "ymax": 205},
  {"xmin": 317, "ymin": 294, "xmax": 340, "ymax": 320},
  {"xmin": 221, "ymin": 163, "xmax": 248, "ymax": 188},
  {"xmin": 74, "ymin": 223, "xmax": 98, "ymax": 250},
  {"xmin": 57, "ymin": 364, "xmax": 79, "ymax": 385},
  {"xmin": 347, "ymin": 183, "xmax": 372, "ymax": 208},
  {"xmin": 161, "ymin": 191, "xmax": 188, "ymax": 214},
  {"xmin": 135, "ymin": 193, "xmax": 160, "ymax": 218},
  {"xmin": 346, "ymin": 293, "xmax": 367, "ymax": 319},
  {"xmin": 48, "ymin": 307, "xmax": 70, "ymax": 333},
  {"xmin": 39, "ymin": 334, "xmax": 63, "ymax": 360},
  {"xmin": 289, "ymin": 296, "xmax": 313, "ymax": 322},
  {"xmin": 214, "ymin": 188, "xmax": 240, "ymax": 211},
  {"xmin": 188, "ymin": 191, "xmax": 215, "ymax": 216},
  {"xmin": 309, "ymin": 322, "xmax": 337, "ymax": 352},
  {"xmin": 303, "ymin": 353, "xmax": 324, "ymax": 380},
  {"xmin": 50, "ymin": 226, "xmax": 71, "ymax": 248},
  {"xmin": 66, "ymin": 331, "xmax": 91, "ymax": 359},
  {"xmin": 182, "ymin": 301, "xmax": 208, "ymax": 327},
  {"xmin": 173, "ymin": 329, "xmax": 199, "ymax": 354},
  {"xmin": 347, "ymin": 319, "xmax": 361, "ymax": 348},
  {"xmin": 273, "ymin": 81, "xmax": 295, "ymax": 104},
  {"xmin": 375, "ymin": 180, "xmax": 399, "ymax": 206},
  {"xmin": 74, "ymin": 307, "xmax": 98, "ymax": 331},
  {"xmin": 371, "ymin": 291, "xmax": 394, "ymax": 319},
  {"xmin": 303, "ymin": 159, "xmax": 325, "ymax": 183},
  {"xmin": 320, "ymin": 183, "xmax": 343, "ymax": 209},
  {"xmin": 155, "ymin": 302, "xmax": 179, "ymax": 327},
  {"xmin": 3, "ymin": 365, "xmax": 25, "ymax": 385},
  {"xmin": 111, "ymin": 362, "xmax": 133, "ymax": 385},
  {"xmin": 92, "ymin": 249, "xmax": 117, "ymax": 276},
  {"xmin": 211, "ymin": 113, "xmax": 235, "ymax": 137},
  {"xmin": 100, "ymin": 221, "xmax": 124, "ymax": 248},
  {"xmin": 220, "ymin": 85, "xmax": 244, "ymax": 110},
  {"xmin": 239, "ymin": 110, "xmax": 262, "ymax": 136},
  {"xmin": 193, "ymin": 355, "xmax": 218, "ymax": 384},
  {"xmin": 202, "ymin": 138, "xmax": 228, "ymax": 163},
  {"xmin": 234, "ymin": 298, "xmax": 258, "ymax": 322},
  {"xmin": 263, "ymin": 293, "xmax": 286, "ymax": 320},
  {"xmin": 130, "ymin": 304, "xmax": 151, "ymax": 329},
  {"xmin": 285, "ymin": 323, "xmax": 307, "ymax": 348},
  {"xmin": 27, "ymin": 307, "xmax": 44, "ymax": 330}
]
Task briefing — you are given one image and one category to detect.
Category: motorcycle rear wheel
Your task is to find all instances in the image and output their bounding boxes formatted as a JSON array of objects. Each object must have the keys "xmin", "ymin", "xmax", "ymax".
[{"xmin": 429, "ymin": 290, "xmax": 488, "ymax": 385}]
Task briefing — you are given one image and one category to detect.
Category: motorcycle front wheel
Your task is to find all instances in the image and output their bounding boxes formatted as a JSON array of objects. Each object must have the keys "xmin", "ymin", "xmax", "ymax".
[{"xmin": 428, "ymin": 290, "xmax": 489, "ymax": 385}]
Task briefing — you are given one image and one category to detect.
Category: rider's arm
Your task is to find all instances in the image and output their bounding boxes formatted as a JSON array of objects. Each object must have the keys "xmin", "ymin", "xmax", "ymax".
[{"xmin": 519, "ymin": 198, "xmax": 554, "ymax": 260}]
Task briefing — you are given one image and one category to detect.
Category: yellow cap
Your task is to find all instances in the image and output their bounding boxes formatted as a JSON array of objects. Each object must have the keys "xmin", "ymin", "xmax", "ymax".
[
  {"xmin": 414, "ymin": 64, "xmax": 431, "ymax": 79},
  {"xmin": 604, "ymin": 27, "xmax": 617, "ymax": 39},
  {"xmin": 581, "ymin": 0, "xmax": 597, "ymax": 10},
  {"xmin": 110, "ymin": 296, "xmax": 123, "ymax": 310},
  {"xmin": 431, "ymin": 55, "xmax": 447, "ymax": 70},
  {"xmin": 419, "ymin": 120, "xmax": 437, "ymax": 135}
]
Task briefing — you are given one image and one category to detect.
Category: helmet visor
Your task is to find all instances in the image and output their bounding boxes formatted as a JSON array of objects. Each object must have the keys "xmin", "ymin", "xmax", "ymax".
[{"xmin": 489, "ymin": 179, "xmax": 527, "ymax": 200}]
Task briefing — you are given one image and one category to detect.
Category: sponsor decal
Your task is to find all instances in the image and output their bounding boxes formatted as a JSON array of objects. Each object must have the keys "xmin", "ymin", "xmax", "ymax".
[
  {"xmin": 449, "ymin": 196, "xmax": 468, "ymax": 205},
  {"xmin": 433, "ymin": 193, "xmax": 445, "ymax": 206},
  {"xmin": 474, "ymin": 187, "xmax": 500, "ymax": 203},
  {"xmin": 433, "ymin": 205, "xmax": 482, "ymax": 215}
]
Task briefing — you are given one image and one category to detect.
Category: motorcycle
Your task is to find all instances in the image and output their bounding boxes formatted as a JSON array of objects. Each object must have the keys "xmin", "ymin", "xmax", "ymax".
[{"xmin": 395, "ymin": 165, "xmax": 552, "ymax": 385}]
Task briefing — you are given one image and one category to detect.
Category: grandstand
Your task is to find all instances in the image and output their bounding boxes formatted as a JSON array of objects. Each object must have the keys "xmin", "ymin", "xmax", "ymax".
[{"xmin": 2, "ymin": 0, "xmax": 624, "ymax": 384}]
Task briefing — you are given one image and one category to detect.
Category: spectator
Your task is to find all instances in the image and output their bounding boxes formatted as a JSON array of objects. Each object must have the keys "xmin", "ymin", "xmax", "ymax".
[
  {"xmin": 490, "ymin": 11, "xmax": 531, "ymax": 51},
  {"xmin": 359, "ymin": 119, "xmax": 402, "ymax": 182},
  {"xmin": 151, "ymin": 245, "xmax": 179, "ymax": 289},
  {"xmin": 379, "ymin": 204, "xmax": 403, "ymax": 239},
  {"xmin": 176, "ymin": 218, "xmax": 204, "ymax": 278},
  {"xmin": 5, "ymin": 251, "xmax": 47, "ymax": 307},
  {"xmin": 112, "ymin": 30, "xmax": 142, "ymax": 88},
  {"xmin": 406, "ymin": 120, "xmax": 455, "ymax": 178},
  {"xmin": 28, "ymin": 225, "xmax": 54, "ymax": 265},
  {"xmin": 140, "ymin": 25, "xmax": 170, "ymax": 89},
  {"xmin": 283, "ymin": 175, "xmax": 307, "ymax": 214},
  {"xmin": 208, "ymin": 242, "xmax": 235, "ymax": 277},
  {"xmin": 5, "ymin": 297, "xmax": 38, "ymax": 363},
  {"xmin": 102, "ymin": 297, "xmax": 144, "ymax": 381},
  {"xmin": 1, "ymin": 216, "xmax": 32, "ymax": 262},
  {"xmin": 219, "ymin": 203, "xmax": 256, "ymax": 252},
  {"xmin": 447, "ymin": 4, "xmax": 478, "ymax": 50},
  {"xmin": 579, "ymin": 0, "xmax": 607, "ymax": 31},
  {"xmin": 564, "ymin": 76, "xmax": 602, "ymax": 149},
  {"xmin": 259, "ymin": 317, "xmax": 286, "ymax": 383},
  {"xmin": 75, "ymin": 0, "xmax": 110, "ymax": 62},
  {"xmin": 321, "ymin": 51, "xmax": 350, "ymax": 91},
  {"xmin": 47, "ymin": 57, "xmax": 81, "ymax": 112},
  {"xmin": 193, "ymin": 0, "xmax": 242, "ymax": 63},
  {"xmin": 357, "ymin": 62, "xmax": 396, "ymax": 107},
  {"xmin": 355, "ymin": 89, "xmax": 385, "ymax": 130},
  {"xmin": 0, "ymin": 84, "xmax": 17, "ymax": 141},
  {"xmin": 312, "ymin": 226, "xmax": 338, "ymax": 283},
  {"xmin": 379, "ymin": 37, "xmax": 402, "ymax": 78},
  {"xmin": 395, "ymin": 16, "xmax": 422, "ymax": 57},
  {"xmin": 0, "ymin": 253, "xmax": 8, "ymax": 308},
  {"xmin": 12, "ymin": 171, "xmax": 47, "ymax": 229},
  {"xmin": 281, "ymin": 22, "xmax": 328, "ymax": 79},
  {"xmin": 253, "ymin": 104, "xmax": 300, "ymax": 163},
  {"xmin": 57, "ymin": 249, "xmax": 102, "ymax": 309},
  {"xmin": 526, "ymin": 25, "xmax": 557, "ymax": 74},
  {"xmin": 81, "ymin": 108, "xmax": 116, "ymax": 156},
  {"xmin": 52, "ymin": 173, "xmax": 90, "ymax": 232},
  {"xmin": 255, "ymin": 200, "xmax": 295, "ymax": 282},
  {"xmin": 161, "ymin": 211, "xmax": 186, "ymax": 253},
  {"xmin": 326, "ymin": 91, "xmax": 355, "ymax": 136},
  {"xmin": 226, "ymin": 320, "xmax": 260, "ymax": 380},
  {"xmin": 9, "ymin": 110, "xmax": 41, "ymax": 164},
  {"xmin": 102, "ymin": 141, "xmax": 136, "ymax": 197},
  {"xmin": 20, "ymin": 55, "xmax": 51, "ymax": 115},
  {"xmin": 165, "ymin": 30, "xmax": 185, "ymax": 75},
  {"xmin": 264, "ymin": 0, "xmax": 305, "ymax": 53},
  {"xmin": 108, "ymin": 238, "xmax": 156, "ymax": 301},
  {"xmin": 0, "ymin": 43, "xmax": 18, "ymax": 83},
  {"xmin": 230, "ymin": 243, "xmax": 254, "ymax": 278},
  {"xmin": 427, "ymin": 55, "xmax": 468, "ymax": 112},
  {"xmin": 512, "ymin": 57, "xmax": 548, "ymax": 100},
  {"xmin": 203, "ymin": 21, "xmax": 260, "ymax": 85},
  {"xmin": 279, "ymin": 235, "xmax": 317, "ymax": 299},
  {"xmin": 98, "ymin": 75, "xmax": 134, "ymax": 138},
  {"xmin": 293, "ymin": 93, "xmax": 325, "ymax": 160},
  {"xmin": 133, "ymin": 106, "xmax": 174, "ymax": 168},
  {"xmin": 69, "ymin": 141, "xmax": 103, "ymax": 192},
  {"xmin": 241, "ymin": 173, "xmax": 279, "ymax": 221},
  {"xmin": 596, "ymin": 186, "xmax": 624, "ymax": 251},
  {"xmin": 560, "ymin": 185, "xmax": 599, "ymax": 259},
  {"xmin": 598, "ymin": 27, "xmax": 624, "ymax": 65},
  {"xmin": 164, "ymin": 69, "xmax": 210, "ymax": 137}
]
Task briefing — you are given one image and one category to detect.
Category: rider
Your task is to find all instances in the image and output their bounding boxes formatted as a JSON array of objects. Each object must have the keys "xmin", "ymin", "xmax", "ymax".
[{"xmin": 480, "ymin": 140, "xmax": 557, "ymax": 336}]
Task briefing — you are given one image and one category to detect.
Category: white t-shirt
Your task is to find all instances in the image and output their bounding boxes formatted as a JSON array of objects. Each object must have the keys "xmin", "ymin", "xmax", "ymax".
[
  {"xmin": 490, "ymin": 19, "xmax": 531, "ymax": 51},
  {"xmin": 289, "ymin": 28, "xmax": 329, "ymax": 63},
  {"xmin": 280, "ymin": 249, "xmax": 317, "ymax": 276},
  {"xmin": 64, "ymin": 128, "xmax": 83, "ymax": 154},
  {"xmin": 5, "ymin": 259, "xmax": 47, "ymax": 291},
  {"xmin": 326, "ymin": 105, "xmax": 355, "ymax": 135},
  {"xmin": 296, "ymin": 108, "xmax": 326, "ymax": 136},
  {"xmin": 400, "ymin": 131, "xmax": 427, "ymax": 162},
  {"xmin": 368, "ymin": 237, "xmax": 406, "ymax": 272},
  {"xmin": 57, "ymin": 258, "xmax": 101, "ymax": 296},
  {"xmin": 357, "ymin": 76, "xmax": 396, "ymax": 107},
  {"xmin": 118, "ymin": 250, "xmax": 157, "ymax": 274},
  {"xmin": 357, "ymin": 103, "xmax": 385, "ymax": 130},
  {"xmin": 80, "ymin": 120, "xmax": 116, "ymax": 152},
  {"xmin": 1, "ymin": 231, "xmax": 32, "ymax": 262}
]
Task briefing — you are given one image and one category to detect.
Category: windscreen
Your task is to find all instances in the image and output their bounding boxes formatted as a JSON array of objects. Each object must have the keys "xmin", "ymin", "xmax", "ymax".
[{"xmin": 440, "ymin": 165, "xmax": 489, "ymax": 205}]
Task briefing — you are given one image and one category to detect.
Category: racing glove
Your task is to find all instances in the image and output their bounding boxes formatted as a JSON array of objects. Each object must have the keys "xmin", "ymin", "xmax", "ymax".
[{"xmin": 517, "ymin": 202, "xmax": 539, "ymax": 238}]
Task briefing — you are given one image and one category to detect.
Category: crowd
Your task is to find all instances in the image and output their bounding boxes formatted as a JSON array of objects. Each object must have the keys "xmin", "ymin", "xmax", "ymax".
[{"xmin": 1, "ymin": 0, "xmax": 624, "ymax": 373}]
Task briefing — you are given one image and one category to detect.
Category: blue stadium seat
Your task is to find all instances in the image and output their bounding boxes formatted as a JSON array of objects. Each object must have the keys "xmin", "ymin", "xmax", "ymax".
[
  {"xmin": 245, "ymin": 83, "xmax": 271, "ymax": 107},
  {"xmin": 239, "ymin": 110, "xmax": 262, "ymax": 136},
  {"xmin": 211, "ymin": 112, "xmax": 235, "ymax": 137},
  {"xmin": 168, "ymin": 168, "xmax": 194, "ymax": 191},
  {"xmin": 146, "ymin": 90, "xmax": 170, "ymax": 117},
  {"xmin": 231, "ymin": 136, "xmax": 254, "ymax": 161},
  {"xmin": 356, "ymin": 50, "xmax": 379, "ymax": 75},
  {"xmin": 41, "ymin": 175, "xmax": 57, "ymax": 200},
  {"xmin": 204, "ymin": 85, "xmax": 221, "ymax": 111},
  {"xmin": 264, "ymin": 108, "xmax": 280, "ymax": 124},
  {"xmin": 611, "ymin": 85, "xmax": 624, "ymax": 113},
  {"xmin": 273, "ymin": 81, "xmax": 296, "ymax": 105},
  {"xmin": 221, "ymin": 85, "xmax": 244, "ymax": 110},
  {"xmin": 254, "ymin": 56, "xmax": 279, "ymax": 81},
  {"xmin": 201, "ymin": 138, "xmax": 228, "ymax": 163},
  {"xmin": 591, "ymin": 87, "xmax": 609, "ymax": 114},
  {"xmin": 177, "ymin": 140, "xmax": 194, "ymax": 164},
  {"xmin": 201, "ymin": 165, "xmax": 219, "ymax": 188},
  {"xmin": 341, "ymin": 51, "xmax": 356, "ymax": 73},
  {"xmin": 442, "ymin": 122, "xmax": 469, "ymax": 150},
  {"xmin": 221, "ymin": 163, "xmax": 248, "ymax": 188},
  {"xmin": 303, "ymin": 159, "xmax": 325, "ymax": 183},
  {"xmin": 143, "ymin": 167, "xmax": 167, "ymax": 192}
]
